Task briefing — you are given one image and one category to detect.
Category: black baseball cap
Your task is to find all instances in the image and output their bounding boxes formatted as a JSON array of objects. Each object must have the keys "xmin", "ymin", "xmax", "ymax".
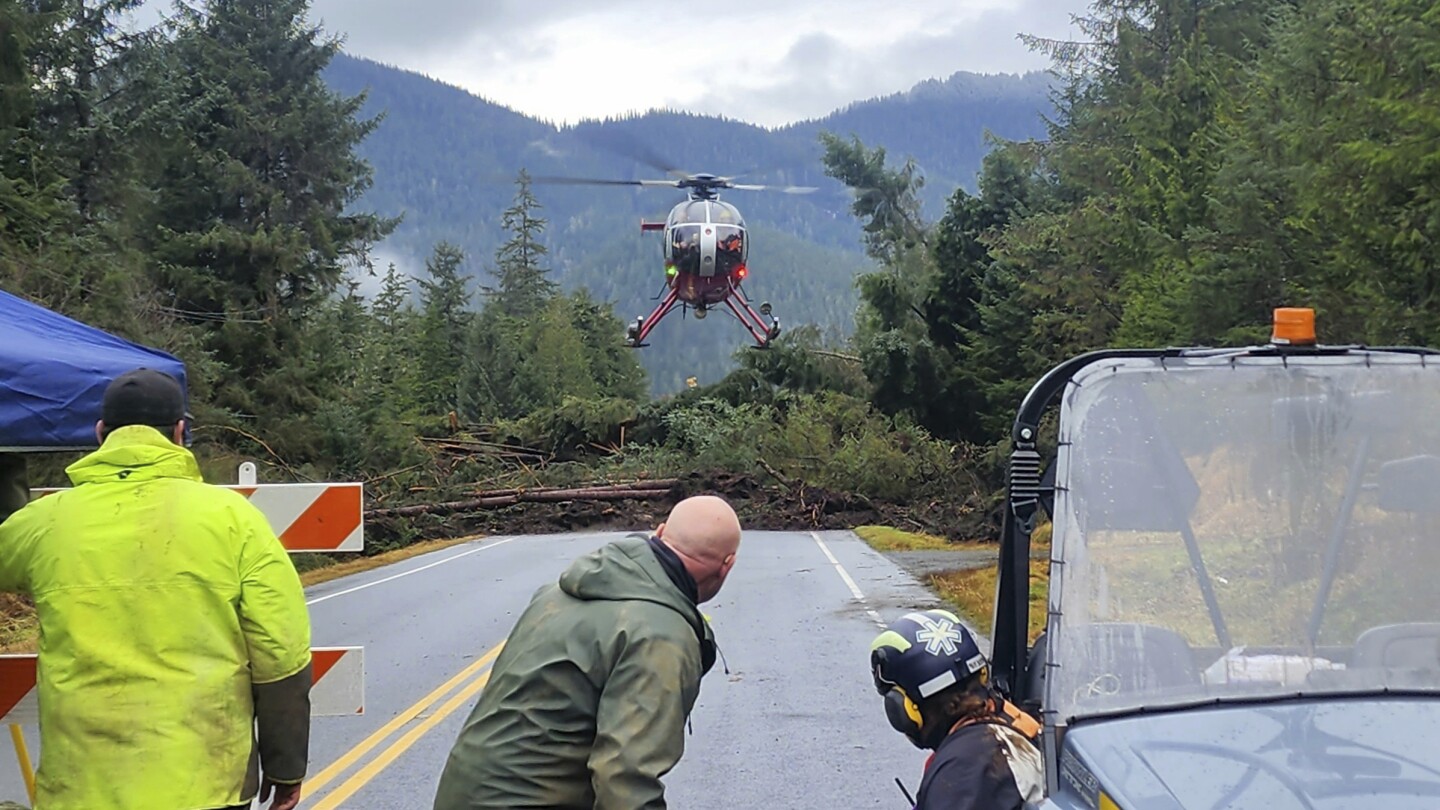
[{"xmin": 101, "ymin": 368, "xmax": 186, "ymax": 430}]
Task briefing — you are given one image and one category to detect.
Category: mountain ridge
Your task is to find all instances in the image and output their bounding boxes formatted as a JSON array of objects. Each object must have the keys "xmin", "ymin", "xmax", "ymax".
[
  {"xmin": 334, "ymin": 53, "xmax": 1052, "ymax": 130},
  {"xmin": 322, "ymin": 53, "xmax": 1055, "ymax": 392}
]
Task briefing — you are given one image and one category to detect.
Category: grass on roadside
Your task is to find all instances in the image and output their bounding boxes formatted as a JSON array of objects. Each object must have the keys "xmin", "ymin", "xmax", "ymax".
[
  {"xmin": 854, "ymin": 525, "xmax": 953, "ymax": 551},
  {"xmin": 853, "ymin": 525, "xmax": 999, "ymax": 552},
  {"xmin": 0, "ymin": 534, "xmax": 487, "ymax": 654},
  {"xmin": 0, "ymin": 593, "xmax": 35, "ymax": 653},
  {"xmin": 928, "ymin": 565, "xmax": 1049, "ymax": 643}
]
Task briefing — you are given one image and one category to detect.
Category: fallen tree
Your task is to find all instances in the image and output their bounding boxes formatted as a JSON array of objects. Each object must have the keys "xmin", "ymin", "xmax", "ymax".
[{"xmin": 365, "ymin": 479, "xmax": 678, "ymax": 520}]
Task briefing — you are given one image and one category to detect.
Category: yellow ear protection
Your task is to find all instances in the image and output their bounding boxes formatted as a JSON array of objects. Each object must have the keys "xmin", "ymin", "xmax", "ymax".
[
  {"xmin": 882, "ymin": 686, "xmax": 926, "ymax": 746},
  {"xmin": 872, "ymin": 646, "xmax": 927, "ymax": 747}
]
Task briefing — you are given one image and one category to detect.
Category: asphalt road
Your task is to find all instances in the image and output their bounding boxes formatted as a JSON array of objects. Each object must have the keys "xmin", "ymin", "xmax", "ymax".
[{"xmin": 0, "ymin": 529, "xmax": 956, "ymax": 809}]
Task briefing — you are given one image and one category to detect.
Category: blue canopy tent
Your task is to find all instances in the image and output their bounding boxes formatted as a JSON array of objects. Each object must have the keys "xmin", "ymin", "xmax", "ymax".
[{"xmin": 0, "ymin": 289, "xmax": 188, "ymax": 450}]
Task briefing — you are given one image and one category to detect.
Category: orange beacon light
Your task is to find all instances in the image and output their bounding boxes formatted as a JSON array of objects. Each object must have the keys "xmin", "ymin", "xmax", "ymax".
[{"xmin": 1272, "ymin": 307, "xmax": 1317, "ymax": 346}]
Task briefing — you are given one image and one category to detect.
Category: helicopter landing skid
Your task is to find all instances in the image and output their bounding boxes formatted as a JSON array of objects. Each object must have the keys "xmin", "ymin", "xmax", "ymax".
[
  {"xmin": 725, "ymin": 281, "xmax": 780, "ymax": 349},
  {"xmin": 624, "ymin": 283, "xmax": 780, "ymax": 348},
  {"xmin": 626, "ymin": 288, "xmax": 680, "ymax": 348}
]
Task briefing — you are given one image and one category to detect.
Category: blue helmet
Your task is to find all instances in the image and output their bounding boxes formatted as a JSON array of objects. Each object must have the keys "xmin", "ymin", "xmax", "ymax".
[{"xmin": 870, "ymin": 609, "xmax": 988, "ymax": 747}]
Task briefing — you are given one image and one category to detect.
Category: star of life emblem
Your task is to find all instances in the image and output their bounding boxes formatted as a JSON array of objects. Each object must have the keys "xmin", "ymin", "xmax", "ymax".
[{"xmin": 914, "ymin": 615, "xmax": 962, "ymax": 657}]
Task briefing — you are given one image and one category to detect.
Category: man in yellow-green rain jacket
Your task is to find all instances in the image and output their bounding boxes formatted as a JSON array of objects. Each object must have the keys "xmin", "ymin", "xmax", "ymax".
[{"xmin": 0, "ymin": 369, "xmax": 312, "ymax": 810}]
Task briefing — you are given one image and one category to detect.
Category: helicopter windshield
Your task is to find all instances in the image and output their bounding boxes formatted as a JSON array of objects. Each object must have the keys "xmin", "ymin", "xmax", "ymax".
[
  {"xmin": 716, "ymin": 226, "xmax": 745, "ymax": 274},
  {"xmin": 667, "ymin": 200, "xmax": 747, "ymax": 228},
  {"xmin": 670, "ymin": 201, "xmax": 709, "ymax": 226},
  {"xmin": 1047, "ymin": 352, "xmax": 1440, "ymax": 726},
  {"xmin": 709, "ymin": 201, "xmax": 745, "ymax": 227},
  {"xmin": 670, "ymin": 224, "xmax": 702, "ymax": 275},
  {"xmin": 666, "ymin": 199, "xmax": 749, "ymax": 277}
]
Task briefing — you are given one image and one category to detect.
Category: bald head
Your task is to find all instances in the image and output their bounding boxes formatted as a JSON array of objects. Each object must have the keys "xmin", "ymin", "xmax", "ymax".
[{"xmin": 657, "ymin": 495, "xmax": 741, "ymax": 603}]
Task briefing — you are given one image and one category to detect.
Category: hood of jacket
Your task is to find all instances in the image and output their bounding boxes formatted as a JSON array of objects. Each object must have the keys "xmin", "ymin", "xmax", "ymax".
[
  {"xmin": 560, "ymin": 534, "xmax": 715, "ymax": 669},
  {"xmin": 65, "ymin": 425, "xmax": 202, "ymax": 486}
]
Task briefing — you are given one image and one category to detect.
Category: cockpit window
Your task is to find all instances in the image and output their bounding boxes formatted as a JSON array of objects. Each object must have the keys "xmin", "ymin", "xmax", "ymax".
[
  {"xmin": 666, "ymin": 200, "xmax": 748, "ymax": 227},
  {"xmin": 710, "ymin": 202, "xmax": 745, "ymax": 227},
  {"xmin": 670, "ymin": 224, "xmax": 702, "ymax": 274},
  {"xmin": 716, "ymin": 226, "xmax": 745, "ymax": 274},
  {"xmin": 683, "ymin": 201, "xmax": 710, "ymax": 223}
]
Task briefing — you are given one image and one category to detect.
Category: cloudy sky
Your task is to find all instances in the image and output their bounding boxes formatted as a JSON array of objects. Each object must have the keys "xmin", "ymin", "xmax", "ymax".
[{"xmin": 140, "ymin": 0, "xmax": 1089, "ymax": 128}]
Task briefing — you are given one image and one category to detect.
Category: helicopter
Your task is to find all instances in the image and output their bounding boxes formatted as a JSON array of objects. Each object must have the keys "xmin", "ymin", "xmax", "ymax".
[{"xmin": 534, "ymin": 169, "xmax": 816, "ymax": 348}]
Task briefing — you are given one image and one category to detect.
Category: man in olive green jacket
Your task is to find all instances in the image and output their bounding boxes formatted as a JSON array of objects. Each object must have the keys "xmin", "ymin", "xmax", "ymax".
[
  {"xmin": 0, "ymin": 369, "xmax": 312, "ymax": 810},
  {"xmin": 433, "ymin": 495, "xmax": 742, "ymax": 809}
]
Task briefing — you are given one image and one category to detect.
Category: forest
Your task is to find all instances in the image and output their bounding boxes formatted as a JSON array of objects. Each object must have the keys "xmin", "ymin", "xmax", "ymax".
[
  {"xmin": 2, "ymin": 0, "xmax": 1438, "ymax": 544},
  {"xmin": 320, "ymin": 54, "xmax": 1054, "ymax": 391}
]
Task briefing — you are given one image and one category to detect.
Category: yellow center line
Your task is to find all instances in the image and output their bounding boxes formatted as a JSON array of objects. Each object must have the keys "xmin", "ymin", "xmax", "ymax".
[
  {"xmin": 302, "ymin": 642, "xmax": 504, "ymax": 799},
  {"xmin": 309, "ymin": 665, "xmax": 497, "ymax": 810}
]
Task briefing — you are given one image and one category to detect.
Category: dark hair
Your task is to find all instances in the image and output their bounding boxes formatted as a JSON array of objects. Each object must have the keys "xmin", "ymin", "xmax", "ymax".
[{"xmin": 918, "ymin": 674, "xmax": 991, "ymax": 734}]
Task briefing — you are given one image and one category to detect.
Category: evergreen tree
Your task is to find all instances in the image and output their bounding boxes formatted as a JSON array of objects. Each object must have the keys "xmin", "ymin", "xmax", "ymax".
[
  {"xmin": 459, "ymin": 306, "xmax": 519, "ymax": 420},
  {"xmin": 514, "ymin": 297, "xmax": 599, "ymax": 409},
  {"xmin": 820, "ymin": 133, "xmax": 957, "ymax": 437},
  {"xmin": 484, "ymin": 169, "xmax": 556, "ymax": 318},
  {"xmin": 566, "ymin": 290, "xmax": 646, "ymax": 401},
  {"xmin": 416, "ymin": 242, "xmax": 471, "ymax": 415},
  {"xmin": 144, "ymin": 0, "xmax": 394, "ymax": 453},
  {"xmin": 1220, "ymin": 0, "xmax": 1440, "ymax": 344},
  {"xmin": 0, "ymin": 1, "xmax": 194, "ymax": 359},
  {"xmin": 818, "ymin": 132, "xmax": 928, "ymax": 265},
  {"xmin": 363, "ymin": 263, "xmax": 418, "ymax": 414},
  {"xmin": 460, "ymin": 179, "xmax": 646, "ymax": 421},
  {"xmin": 0, "ymin": 1, "xmax": 61, "ymax": 252},
  {"xmin": 33, "ymin": 0, "xmax": 147, "ymax": 224}
]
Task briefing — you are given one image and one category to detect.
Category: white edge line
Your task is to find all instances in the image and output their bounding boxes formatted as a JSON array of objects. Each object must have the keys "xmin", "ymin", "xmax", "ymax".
[
  {"xmin": 810, "ymin": 531, "xmax": 886, "ymax": 628},
  {"xmin": 306, "ymin": 536, "xmax": 521, "ymax": 606}
]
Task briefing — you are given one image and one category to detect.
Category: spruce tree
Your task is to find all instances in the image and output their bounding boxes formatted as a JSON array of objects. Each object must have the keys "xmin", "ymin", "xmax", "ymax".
[
  {"xmin": 483, "ymin": 169, "xmax": 557, "ymax": 318},
  {"xmin": 364, "ymin": 263, "xmax": 418, "ymax": 414},
  {"xmin": 145, "ymin": 0, "xmax": 394, "ymax": 449},
  {"xmin": 416, "ymin": 243, "xmax": 471, "ymax": 415}
]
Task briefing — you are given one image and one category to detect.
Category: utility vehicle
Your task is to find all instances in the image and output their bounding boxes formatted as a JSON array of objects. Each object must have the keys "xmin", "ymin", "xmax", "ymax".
[{"xmin": 992, "ymin": 309, "xmax": 1440, "ymax": 809}]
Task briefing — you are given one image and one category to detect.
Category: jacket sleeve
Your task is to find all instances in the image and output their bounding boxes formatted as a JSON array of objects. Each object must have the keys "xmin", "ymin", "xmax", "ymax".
[
  {"xmin": 587, "ymin": 628, "xmax": 702, "ymax": 810},
  {"xmin": 0, "ymin": 453, "xmax": 28, "ymax": 525},
  {"xmin": 234, "ymin": 500, "xmax": 312, "ymax": 781},
  {"xmin": 253, "ymin": 662, "xmax": 312, "ymax": 784},
  {"xmin": 0, "ymin": 486, "xmax": 39, "ymax": 593}
]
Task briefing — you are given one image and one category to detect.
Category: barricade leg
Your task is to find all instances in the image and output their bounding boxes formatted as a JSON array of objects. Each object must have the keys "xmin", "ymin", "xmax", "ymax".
[{"xmin": 7, "ymin": 724, "xmax": 34, "ymax": 804}]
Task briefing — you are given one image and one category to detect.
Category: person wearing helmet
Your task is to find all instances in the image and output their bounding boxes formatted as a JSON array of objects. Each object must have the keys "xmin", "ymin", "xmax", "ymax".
[{"xmin": 871, "ymin": 609, "xmax": 1044, "ymax": 809}]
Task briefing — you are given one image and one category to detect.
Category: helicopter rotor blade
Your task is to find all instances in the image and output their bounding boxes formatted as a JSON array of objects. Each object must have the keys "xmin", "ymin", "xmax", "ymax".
[
  {"xmin": 715, "ymin": 156, "xmax": 815, "ymax": 183},
  {"xmin": 727, "ymin": 183, "xmax": 820, "ymax": 194},
  {"xmin": 572, "ymin": 128, "xmax": 692, "ymax": 179},
  {"xmin": 529, "ymin": 175, "xmax": 681, "ymax": 189}
]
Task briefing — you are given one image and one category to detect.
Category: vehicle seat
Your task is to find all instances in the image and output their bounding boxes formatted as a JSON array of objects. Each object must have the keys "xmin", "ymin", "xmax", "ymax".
[
  {"xmin": 1063, "ymin": 622, "xmax": 1201, "ymax": 696},
  {"xmin": 1352, "ymin": 623, "xmax": 1440, "ymax": 669},
  {"xmin": 1019, "ymin": 631, "xmax": 1048, "ymax": 713}
]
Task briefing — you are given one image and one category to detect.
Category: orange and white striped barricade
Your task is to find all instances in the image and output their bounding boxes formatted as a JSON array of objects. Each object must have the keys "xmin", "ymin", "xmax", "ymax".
[
  {"xmin": 30, "ymin": 480, "xmax": 365, "ymax": 553},
  {"xmin": 0, "ymin": 646, "xmax": 365, "ymax": 724}
]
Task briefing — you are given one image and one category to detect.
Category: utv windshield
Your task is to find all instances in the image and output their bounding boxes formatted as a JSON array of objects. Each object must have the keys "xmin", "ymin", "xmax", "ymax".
[{"xmin": 1048, "ymin": 352, "xmax": 1440, "ymax": 726}]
